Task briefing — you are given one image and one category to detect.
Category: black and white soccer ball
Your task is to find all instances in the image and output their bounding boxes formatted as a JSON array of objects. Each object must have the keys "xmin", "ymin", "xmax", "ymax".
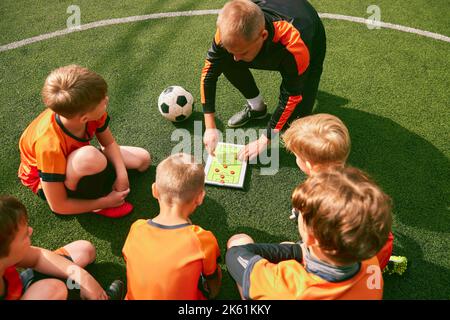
[{"xmin": 158, "ymin": 86, "xmax": 194, "ymax": 122}]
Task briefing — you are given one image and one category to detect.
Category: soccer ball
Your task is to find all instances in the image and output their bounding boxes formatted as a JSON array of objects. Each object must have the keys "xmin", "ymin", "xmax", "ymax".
[{"xmin": 158, "ymin": 86, "xmax": 194, "ymax": 122}]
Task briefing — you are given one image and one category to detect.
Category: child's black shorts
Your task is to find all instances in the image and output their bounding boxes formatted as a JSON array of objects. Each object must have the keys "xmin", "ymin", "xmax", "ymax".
[{"xmin": 37, "ymin": 161, "xmax": 116, "ymax": 201}]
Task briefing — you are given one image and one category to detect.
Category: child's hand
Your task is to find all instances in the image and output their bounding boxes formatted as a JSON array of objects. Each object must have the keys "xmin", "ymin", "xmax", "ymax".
[
  {"xmin": 104, "ymin": 188, "xmax": 130, "ymax": 208},
  {"xmin": 80, "ymin": 273, "xmax": 109, "ymax": 300},
  {"xmin": 113, "ymin": 174, "xmax": 129, "ymax": 192}
]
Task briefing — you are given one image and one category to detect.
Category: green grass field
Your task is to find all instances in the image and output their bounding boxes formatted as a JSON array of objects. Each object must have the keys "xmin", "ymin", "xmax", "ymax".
[{"xmin": 0, "ymin": 0, "xmax": 449, "ymax": 299}]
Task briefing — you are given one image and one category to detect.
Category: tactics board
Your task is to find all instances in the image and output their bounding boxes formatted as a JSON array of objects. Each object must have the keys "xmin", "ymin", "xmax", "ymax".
[{"xmin": 204, "ymin": 143, "xmax": 247, "ymax": 189}]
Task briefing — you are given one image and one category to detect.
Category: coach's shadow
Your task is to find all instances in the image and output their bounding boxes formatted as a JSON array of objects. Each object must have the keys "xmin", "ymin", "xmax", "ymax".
[
  {"xmin": 313, "ymin": 91, "xmax": 449, "ymax": 233},
  {"xmin": 76, "ymin": 166, "xmax": 158, "ymax": 257}
]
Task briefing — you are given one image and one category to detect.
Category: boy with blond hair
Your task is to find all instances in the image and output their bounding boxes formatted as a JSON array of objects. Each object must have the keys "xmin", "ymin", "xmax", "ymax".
[
  {"xmin": 0, "ymin": 195, "xmax": 124, "ymax": 300},
  {"xmin": 226, "ymin": 167, "xmax": 392, "ymax": 300},
  {"xmin": 122, "ymin": 153, "xmax": 222, "ymax": 300},
  {"xmin": 18, "ymin": 65, "xmax": 151, "ymax": 218},
  {"xmin": 283, "ymin": 113, "xmax": 350, "ymax": 175},
  {"xmin": 282, "ymin": 113, "xmax": 396, "ymax": 271}
]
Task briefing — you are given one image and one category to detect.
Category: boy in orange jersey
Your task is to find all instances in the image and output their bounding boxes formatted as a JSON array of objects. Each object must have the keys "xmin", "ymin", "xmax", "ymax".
[
  {"xmin": 282, "ymin": 113, "xmax": 395, "ymax": 270},
  {"xmin": 18, "ymin": 65, "xmax": 151, "ymax": 218},
  {"xmin": 0, "ymin": 195, "xmax": 124, "ymax": 300},
  {"xmin": 226, "ymin": 167, "xmax": 392, "ymax": 300},
  {"xmin": 122, "ymin": 153, "xmax": 222, "ymax": 300}
]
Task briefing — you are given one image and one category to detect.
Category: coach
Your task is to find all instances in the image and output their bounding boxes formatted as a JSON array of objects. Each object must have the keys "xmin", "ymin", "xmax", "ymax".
[{"xmin": 200, "ymin": 0, "xmax": 326, "ymax": 160}]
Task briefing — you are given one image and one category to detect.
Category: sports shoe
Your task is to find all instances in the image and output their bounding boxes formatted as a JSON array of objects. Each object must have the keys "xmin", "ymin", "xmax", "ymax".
[
  {"xmin": 106, "ymin": 280, "xmax": 125, "ymax": 300},
  {"xmin": 383, "ymin": 255, "xmax": 408, "ymax": 275},
  {"xmin": 227, "ymin": 103, "xmax": 268, "ymax": 128},
  {"xmin": 94, "ymin": 202, "xmax": 133, "ymax": 218}
]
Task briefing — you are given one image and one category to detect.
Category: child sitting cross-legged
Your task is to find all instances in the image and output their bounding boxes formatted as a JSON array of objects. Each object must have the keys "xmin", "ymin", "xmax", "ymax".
[
  {"xmin": 18, "ymin": 65, "xmax": 151, "ymax": 218},
  {"xmin": 282, "ymin": 113, "xmax": 397, "ymax": 270},
  {"xmin": 0, "ymin": 195, "xmax": 124, "ymax": 300},
  {"xmin": 226, "ymin": 167, "xmax": 392, "ymax": 300},
  {"xmin": 122, "ymin": 153, "xmax": 222, "ymax": 300}
]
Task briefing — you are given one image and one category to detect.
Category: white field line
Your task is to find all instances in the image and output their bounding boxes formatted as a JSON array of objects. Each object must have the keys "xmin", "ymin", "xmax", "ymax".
[{"xmin": 0, "ymin": 10, "xmax": 449, "ymax": 53}]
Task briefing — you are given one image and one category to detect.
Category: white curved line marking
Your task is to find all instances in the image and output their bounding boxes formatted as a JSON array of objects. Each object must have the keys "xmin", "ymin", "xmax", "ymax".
[
  {"xmin": 1, "ymin": 10, "xmax": 448, "ymax": 53},
  {"xmin": 319, "ymin": 13, "xmax": 450, "ymax": 43}
]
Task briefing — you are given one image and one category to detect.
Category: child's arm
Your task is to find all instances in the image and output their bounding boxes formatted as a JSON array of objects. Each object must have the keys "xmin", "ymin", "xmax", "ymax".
[
  {"xmin": 205, "ymin": 266, "xmax": 222, "ymax": 299},
  {"xmin": 96, "ymin": 128, "xmax": 129, "ymax": 192},
  {"xmin": 41, "ymin": 181, "xmax": 128, "ymax": 214},
  {"xmin": 18, "ymin": 246, "xmax": 108, "ymax": 300}
]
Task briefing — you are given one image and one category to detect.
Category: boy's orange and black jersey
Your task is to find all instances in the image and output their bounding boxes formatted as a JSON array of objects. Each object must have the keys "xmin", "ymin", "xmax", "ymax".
[
  {"xmin": 122, "ymin": 219, "xmax": 221, "ymax": 300},
  {"xmin": 18, "ymin": 109, "xmax": 109, "ymax": 193},
  {"xmin": 201, "ymin": 0, "xmax": 324, "ymax": 136},
  {"xmin": 244, "ymin": 255, "xmax": 383, "ymax": 300},
  {"xmin": 226, "ymin": 242, "xmax": 383, "ymax": 300}
]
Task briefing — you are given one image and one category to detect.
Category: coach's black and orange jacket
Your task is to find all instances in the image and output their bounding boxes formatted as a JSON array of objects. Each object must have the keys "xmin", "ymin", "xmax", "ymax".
[{"xmin": 200, "ymin": 0, "xmax": 322, "ymax": 137}]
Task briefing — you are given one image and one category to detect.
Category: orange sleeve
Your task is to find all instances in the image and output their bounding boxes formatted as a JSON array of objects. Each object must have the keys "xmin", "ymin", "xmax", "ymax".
[
  {"xmin": 35, "ymin": 136, "xmax": 67, "ymax": 182},
  {"xmin": 194, "ymin": 227, "xmax": 221, "ymax": 277},
  {"xmin": 200, "ymin": 60, "xmax": 212, "ymax": 105},
  {"xmin": 272, "ymin": 21, "xmax": 310, "ymax": 75}
]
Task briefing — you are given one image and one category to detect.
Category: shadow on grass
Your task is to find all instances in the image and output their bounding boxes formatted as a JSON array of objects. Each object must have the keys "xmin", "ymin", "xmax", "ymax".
[
  {"xmin": 382, "ymin": 232, "xmax": 450, "ymax": 299},
  {"xmin": 75, "ymin": 166, "xmax": 158, "ymax": 257},
  {"xmin": 313, "ymin": 91, "xmax": 450, "ymax": 233}
]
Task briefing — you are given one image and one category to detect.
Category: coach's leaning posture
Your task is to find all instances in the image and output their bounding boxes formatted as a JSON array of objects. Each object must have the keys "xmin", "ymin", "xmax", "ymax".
[{"xmin": 201, "ymin": 0, "xmax": 327, "ymax": 160}]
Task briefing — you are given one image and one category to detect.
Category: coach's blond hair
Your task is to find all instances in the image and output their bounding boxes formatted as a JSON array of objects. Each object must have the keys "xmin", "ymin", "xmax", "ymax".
[
  {"xmin": 156, "ymin": 153, "xmax": 205, "ymax": 204},
  {"xmin": 216, "ymin": 0, "xmax": 265, "ymax": 47},
  {"xmin": 41, "ymin": 65, "xmax": 107, "ymax": 118},
  {"xmin": 292, "ymin": 167, "xmax": 392, "ymax": 265},
  {"xmin": 283, "ymin": 114, "xmax": 351, "ymax": 166}
]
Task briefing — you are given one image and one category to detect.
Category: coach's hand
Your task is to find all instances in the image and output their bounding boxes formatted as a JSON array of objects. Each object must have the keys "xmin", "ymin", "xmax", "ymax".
[
  {"xmin": 203, "ymin": 128, "xmax": 220, "ymax": 156},
  {"xmin": 238, "ymin": 135, "xmax": 270, "ymax": 161}
]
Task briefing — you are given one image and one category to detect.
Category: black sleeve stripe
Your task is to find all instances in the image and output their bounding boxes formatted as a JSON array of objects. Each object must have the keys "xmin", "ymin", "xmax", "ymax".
[
  {"xmin": 38, "ymin": 171, "xmax": 65, "ymax": 182},
  {"xmin": 96, "ymin": 115, "xmax": 110, "ymax": 133}
]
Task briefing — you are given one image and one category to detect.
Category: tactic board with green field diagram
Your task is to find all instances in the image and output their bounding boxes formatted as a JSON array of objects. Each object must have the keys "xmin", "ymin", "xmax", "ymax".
[{"xmin": 205, "ymin": 143, "xmax": 247, "ymax": 189}]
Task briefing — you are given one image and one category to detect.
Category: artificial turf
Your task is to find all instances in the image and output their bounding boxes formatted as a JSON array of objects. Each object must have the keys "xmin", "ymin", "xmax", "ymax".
[{"xmin": 0, "ymin": 0, "xmax": 449, "ymax": 299}]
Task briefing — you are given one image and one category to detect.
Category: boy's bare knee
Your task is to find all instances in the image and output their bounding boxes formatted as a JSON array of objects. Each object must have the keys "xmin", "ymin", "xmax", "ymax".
[
  {"xmin": 138, "ymin": 149, "xmax": 151, "ymax": 172},
  {"xmin": 77, "ymin": 240, "xmax": 96, "ymax": 264},
  {"xmin": 68, "ymin": 146, "xmax": 107, "ymax": 174},
  {"xmin": 29, "ymin": 279, "xmax": 68, "ymax": 300},
  {"xmin": 65, "ymin": 240, "xmax": 96, "ymax": 266},
  {"xmin": 49, "ymin": 280, "xmax": 68, "ymax": 300},
  {"xmin": 227, "ymin": 234, "xmax": 254, "ymax": 249}
]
